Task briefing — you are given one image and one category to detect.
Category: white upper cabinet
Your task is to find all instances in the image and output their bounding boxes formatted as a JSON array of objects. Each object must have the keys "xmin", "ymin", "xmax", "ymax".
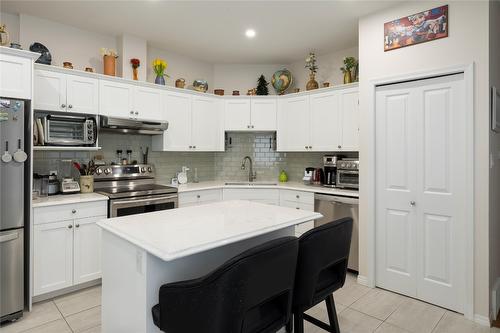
[
  {"xmin": 133, "ymin": 85, "xmax": 163, "ymax": 121},
  {"xmin": 277, "ymin": 95, "xmax": 310, "ymax": 151},
  {"xmin": 0, "ymin": 50, "xmax": 35, "ymax": 100},
  {"xmin": 99, "ymin": 80, "xmax": 134, "ymax": 119},
  {"xmin": 191, "ymin": 96, "xmax": 223, "ymax": 151},
  {"xmin": 224, "ymin": 97, "xmax": 277, "ymax": 131},
  {"xmin": 309, "ymin": 90, "xmax": 341, "ymax": 151},
  {"xmin": 277, "ymin": 85, "xmax": 359, "ymax": 152},
  {"xmin": 34, "ymin": 69, "xmax": 98, "ymax": 114},
  {"xmin": 153, "ymin": 93, "xmax": 223, "ymax": 152},
  {"xmin": 339, "ymin": 88, "xmax": 359, "ymax": 151}
]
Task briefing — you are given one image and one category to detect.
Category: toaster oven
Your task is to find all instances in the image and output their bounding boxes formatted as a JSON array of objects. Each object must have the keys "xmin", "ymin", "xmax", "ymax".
[{"xmin": 43, "ymin": 114, "xmax": 97, "ymax": 146}]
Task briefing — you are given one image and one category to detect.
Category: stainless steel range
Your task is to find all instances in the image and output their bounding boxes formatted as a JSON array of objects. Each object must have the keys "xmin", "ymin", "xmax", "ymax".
[{"xmin": 94, "ymin": 164, "xmax": 178, "ymax": 218}]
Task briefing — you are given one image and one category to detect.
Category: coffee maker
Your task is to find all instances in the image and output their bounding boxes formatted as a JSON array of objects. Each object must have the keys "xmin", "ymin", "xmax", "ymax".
[{"xmin": 323, "ymin": 155, "xmax": 338, "ymax": 187}]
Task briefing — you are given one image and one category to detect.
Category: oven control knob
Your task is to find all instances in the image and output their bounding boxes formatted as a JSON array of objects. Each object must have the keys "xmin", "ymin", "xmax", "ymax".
[
  {"xmin": 104, "ymin": 168, "xmax": 111, "ymax": 175},
  {"xmin": 141, "ymin": 167, "xmax": 146, "ymax": 173},
  {"xmin": 95, "ymin": 168, "xmax": 103, "ymax": 175},
  {"xmin": 147, "ymin": 167, "xmax": 152, "ymax": 173}
]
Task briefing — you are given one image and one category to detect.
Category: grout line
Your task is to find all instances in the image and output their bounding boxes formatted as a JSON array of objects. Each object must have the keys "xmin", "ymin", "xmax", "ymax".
[
  {"xmin": 53, "ymin": 299, "xmax": 75, "ymax": 333},
  {"xmin": 429, "ymin": 311, "xmax": 446, "ymax": 333}
]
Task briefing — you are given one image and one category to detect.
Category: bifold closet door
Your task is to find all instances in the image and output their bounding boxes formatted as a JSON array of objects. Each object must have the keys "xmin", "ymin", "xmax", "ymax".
[{"xmin": 375, "ymin": 73, "xmax": 466, "ymax": 313}]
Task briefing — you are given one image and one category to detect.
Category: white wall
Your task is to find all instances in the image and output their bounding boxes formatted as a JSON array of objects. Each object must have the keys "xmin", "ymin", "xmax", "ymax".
[
  {"xmin": 117, "ymin": 34, "xmax": 147, "ymax": 81},
  {"xmin": 0, "ymin": 11, "xmax": 20, "ymax": 44},
  {"xmin": 212, "ymin": 64, "xmax": 285, "ymax": 95},
  {"xmin": 358, "ymin": 0, "xmax": 490, "ymax": 319},
  {"xmin": 489, "ymin": 0, "xmax": 500, "ymax": 320},
  {"xmin": 146, "ymin": 46, "xmax": 214, "ymax": 91},
  {"xmin": 19, "ymin": 14, "xmax": 117, "ymax": 72},
  {"xmin": 287, "ymin": 46, "xmax": 359, "ymax": 91}
]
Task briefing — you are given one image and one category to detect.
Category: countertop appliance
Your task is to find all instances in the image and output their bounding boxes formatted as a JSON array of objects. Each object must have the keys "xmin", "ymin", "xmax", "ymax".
[
  {"xmin": 0, "ymin": 99, "xmax": 27, "ymax": 322},
  {"xmin": 100, "ymin": 116, "xmax": 168, "ymax": 135},
  {"xmin": 94, "ymin": 164, "xmax": 178, "ymax": 218},
  {"xmin": 47, "ymin": 173, "xmax": 60, "ymax": 195},
  {"xmin": 42, "ymin": 114, "xmax": 96, "ymax": 146},
  {"xmin": 314, "ymin": 193, "xmax": 359, "ymax": 271},
  {"xmin": 336, "ymin": 158, "xmax": 359, "ymax": 189},
  {"xmin": 60, "ymin": 177, "xmax": 80, "ymax": 194},
  {"xmin": 323, "ymin": 155, "xmax": 338, "ymax": 187}
]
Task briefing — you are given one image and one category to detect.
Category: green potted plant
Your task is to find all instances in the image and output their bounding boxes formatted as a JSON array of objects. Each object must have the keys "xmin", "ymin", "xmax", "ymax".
[{"xmin": 340, "ymin": 56, "xmax": 358, "ymax": 84}]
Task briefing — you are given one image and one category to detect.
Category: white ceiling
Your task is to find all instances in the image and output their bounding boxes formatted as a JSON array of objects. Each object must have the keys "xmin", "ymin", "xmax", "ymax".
[{"xmin": 2, "ymin": 1, "xmax": 399, "ymax": 64}]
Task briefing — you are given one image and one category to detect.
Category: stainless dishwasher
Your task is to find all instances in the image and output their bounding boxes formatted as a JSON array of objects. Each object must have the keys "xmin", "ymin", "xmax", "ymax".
[{"xmin": 314, "ymin": 194, "xmax": 359, "ymax": 271}]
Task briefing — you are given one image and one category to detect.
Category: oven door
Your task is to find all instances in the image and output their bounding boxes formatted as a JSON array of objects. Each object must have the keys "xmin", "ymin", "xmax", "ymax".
[
  {"xmin": 110, "ymin": 194, "xmax": 178, "ymax": 218},
  {"xmin": 336, "ymin": 170, "xmax": 359, "ymax": 189}
]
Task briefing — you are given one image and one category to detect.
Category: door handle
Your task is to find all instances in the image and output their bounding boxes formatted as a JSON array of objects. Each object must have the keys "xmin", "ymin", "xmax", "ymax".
[
  {"xmin": 410, "ymin": 201, "xmax": 416, "ymax": 206},
  {"xmin": 0, "ymin": 232, "xmax": 19, "ymax": 243}
]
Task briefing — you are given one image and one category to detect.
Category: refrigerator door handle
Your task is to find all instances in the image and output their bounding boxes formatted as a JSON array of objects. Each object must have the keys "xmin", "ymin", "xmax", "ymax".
[{"xmin": 0, "ymin": 232, "xmax": 19, "ymax": 243}]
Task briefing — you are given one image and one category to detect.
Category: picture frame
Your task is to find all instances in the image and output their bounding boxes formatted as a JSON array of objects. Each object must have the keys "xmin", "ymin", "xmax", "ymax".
[
  {"xmin": 384, "ymin": 5, "xmax": 449, "ymax": 52},
  {"xmin": 492, "ymin": 86, "xmax": 500, "ymax": 132}
]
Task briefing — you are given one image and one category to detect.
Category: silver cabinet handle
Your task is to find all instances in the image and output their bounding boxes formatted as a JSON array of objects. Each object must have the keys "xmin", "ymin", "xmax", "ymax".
[
  {"xmin": 68, "ymin": 225, "xmax": 73, "ymax": 229},
  {"xmin": 410, "ymin": 201, "xmax": 416, "ymax": 206},
  {"xmin": 75, "ymin": 224, "xmax": 80, "ymax": 228},
  {"xmin": 135, "ymin": 111, "xmax": 139, "ymax": 115},
  {"xmin": 61, "ymin": 104, "xmax": 66, "ymax": 108},
  {"xmin": 193, "ymin": 146, "xmax": 196, "ymax": 149},
  {"xmin": 296, "ymin": 207, "xmax": 300, "ymax": 210},
  {"xmin": 68, "ymin": 104, "xmax": 73, "ymax": 109},
  {"xmin": 247, "ymin": 125, "xmax": 250, "ymax": 129},
  {"xmin": 72, "ymin": 209, "xmax": 76, "ymax": 214},
  {"xmin": 308, "ymin": 146, "xmax": 312, "ymax": 149},
  {"xmin": 338, "ymin": 145, "xmax": 342, "ymax": 149},
  {"xmin": 196, "ymin": 195, "xmax": 201, "ymax": 199},
  {"xmin": 304, "ymin": 146, "xmax": 308, "ymax": 149},
  {"xmin": 189, "ymin": 146, "xmax": 192, "ymax": 148},
  {"xmin": 251, "ymin": 125, "xmax": 254, "ymax": 128},
  {"xmin": 130, "ymin": 111, "xmax": 134, "ymax": 114}
]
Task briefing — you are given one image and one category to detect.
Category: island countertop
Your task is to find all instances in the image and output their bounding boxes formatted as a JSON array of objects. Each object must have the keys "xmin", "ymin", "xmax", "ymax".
[{"xmin": 97, "ymin": 200, "xmax": 322, "ymax": 262}]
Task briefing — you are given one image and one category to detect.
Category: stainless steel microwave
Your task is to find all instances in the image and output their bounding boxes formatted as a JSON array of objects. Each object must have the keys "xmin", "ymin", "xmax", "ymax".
[{"xmin": 43, "ymin": 114, "xmax": 97, "ymax": 146}]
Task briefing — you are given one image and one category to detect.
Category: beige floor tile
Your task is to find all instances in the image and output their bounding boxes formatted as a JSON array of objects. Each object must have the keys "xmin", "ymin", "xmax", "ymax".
[
  {"xmin": 337, "ymin": 308, "xmax": 383, "ymax": 333},
  {"xmin": 0, "ymin": 301, "xmax": 62, "ymax": 333},
  {"xmin": 385, "ymin": 298, "xmax": 445, "ymax": 333},
  {"xmin": 305, "ymin": 299, "xmax": 346, "ymax": 323},
  {"xmin": 375, "ymin": 322, "xmax": 410, "ymax": 333},
  {"xmin": 80, "ymin": 325, "xmax": 102, "ymax": 333},
  {"xmin": 54, "ymin": 286, "xmax": 101, "ymax": 317},
  {"xmin": 491, "ymin": 327, "xmax": 500, "ymax": 333},
  {"xmin": 333, "ymin": 281, "xmax": 371, "ymax": 306},
  {"xmin": 432, "ymin": 311, "xmax": 490, "ymax": 333},
  {"xmin": 65, "ymin": 306, "xmax": 101, "ymax": 333},
  {"xmin": 350, "ymin": 288, "xmax": 405, "ymax": 320},
  {"xmin": 20, "ymin": 319, "xmax": 71, "ymax": 333}
]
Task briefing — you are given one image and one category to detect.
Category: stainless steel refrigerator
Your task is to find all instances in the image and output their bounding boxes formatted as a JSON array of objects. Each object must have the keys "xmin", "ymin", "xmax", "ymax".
[{"xmin": 0, "ymin": 98, "xmax": 27, "ymax": 322}]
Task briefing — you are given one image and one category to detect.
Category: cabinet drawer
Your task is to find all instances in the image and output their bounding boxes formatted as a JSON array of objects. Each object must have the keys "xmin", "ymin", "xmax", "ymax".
[
  {"xmin": 179, "ymin": 189, "xmax": 222, "ymax": 205},
  {"xmin": 280, "ymin": 200, "xmax": 314, "ymax": 212},
  {"xmin": 34, "ymin": 201, "xmax": 107, "ymax": 225},
  {"xmin": 223, "ymin": 188, "xmax": 280, "ymax": 201},
  {"xmin": 279, "ymin": 190, "xmax": 314, "ymax": 205}
]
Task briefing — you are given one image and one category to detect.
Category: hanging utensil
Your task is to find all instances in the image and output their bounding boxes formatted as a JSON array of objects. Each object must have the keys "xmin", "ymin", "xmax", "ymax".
[
  {"xmin": 13, "ymin": 139, "xmax": 27, "ymax": 163},
  {"xmin": 1, "ymin": 141, "xmax": 12, "ymax": 163}
]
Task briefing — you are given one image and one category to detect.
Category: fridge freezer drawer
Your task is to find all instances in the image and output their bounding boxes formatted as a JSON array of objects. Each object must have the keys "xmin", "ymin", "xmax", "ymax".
[{"xmin": 0, "ymin": 229, "xmax": 24, "ymax": 321}]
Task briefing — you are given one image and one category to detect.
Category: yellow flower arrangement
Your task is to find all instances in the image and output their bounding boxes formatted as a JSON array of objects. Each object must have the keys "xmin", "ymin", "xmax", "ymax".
[{"xmin": 152, "ymin": 58, "xmax": 170, "ymax": 77}]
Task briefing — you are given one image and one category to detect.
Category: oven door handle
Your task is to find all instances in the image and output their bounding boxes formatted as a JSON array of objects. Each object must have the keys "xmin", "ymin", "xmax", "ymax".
[{"xmin": 112, "ymin": 194, "xmax": 178, "ymax": 207}]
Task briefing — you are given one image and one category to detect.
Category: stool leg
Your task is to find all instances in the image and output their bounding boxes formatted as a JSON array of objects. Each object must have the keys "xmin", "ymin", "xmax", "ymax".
[
  {"xmin": 285, "ymin": 314, "xmax": 293, "ymax": 333},
  {"xmin": 294, "ymin": 312, "xmax": 304, "ymax": 333},
  {"xmin": 325, "ymin": 294, "xmax": 340, "ymax": 333}
]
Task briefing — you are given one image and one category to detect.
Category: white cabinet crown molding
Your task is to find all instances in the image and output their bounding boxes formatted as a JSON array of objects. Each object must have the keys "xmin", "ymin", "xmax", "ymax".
[{"xmin": 0, "ymin": 46, "xmax": 40, "ymax": 59}]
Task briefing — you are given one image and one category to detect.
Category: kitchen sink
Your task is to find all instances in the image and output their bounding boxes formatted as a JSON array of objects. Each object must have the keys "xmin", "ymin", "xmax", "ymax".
[{"xmin": 224, "ymin": 182, "xmax": 278, "ymax": 186}]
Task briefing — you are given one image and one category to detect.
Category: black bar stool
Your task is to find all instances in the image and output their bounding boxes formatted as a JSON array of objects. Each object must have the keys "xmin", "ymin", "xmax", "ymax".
[
  {"xmin": 286, "ymin": 217, "xmax": 353, "ymax": 333},
  {"xmin": 152, "ymin": 236, "xmax": 299, "ymax": 333}
]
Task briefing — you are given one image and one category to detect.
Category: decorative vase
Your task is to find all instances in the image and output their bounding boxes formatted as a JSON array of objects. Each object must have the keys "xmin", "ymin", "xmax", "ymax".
[
  {"xmin": 133, "ymin": 68, "xmax": 138, "ymax": 81},
  {"xmin": 155, "ymin": 75, "xmax": 165, "ymax": 85},
  {"xmin": 279, "ymin": 170, "xmax": 288, "ymax": 183},
  {"xmin": 103, "ymin": 55, "xmax": 116, "ymax": 76},
  {"xmin": 343, "ymin": 71, "xmax": 352, "ymax": 84},
  {"xmin": 306, "ymin": 73, "xmax": 319, "ymax": 91},
  {"xmin": 79, "ymin": 176, "xmax": 94, "ymax": 193}
]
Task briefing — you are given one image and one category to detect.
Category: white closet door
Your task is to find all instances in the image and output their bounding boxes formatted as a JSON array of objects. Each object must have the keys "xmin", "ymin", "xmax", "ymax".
[{"xmin": 375, "ymin": 73, "xmax": 466, "ymax": 313}]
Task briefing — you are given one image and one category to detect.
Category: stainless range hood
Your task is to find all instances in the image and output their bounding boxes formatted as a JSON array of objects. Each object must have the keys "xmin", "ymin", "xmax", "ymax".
[{"xmin": 100, "ymin": 116, "xmax": 168, "ymax": 135}]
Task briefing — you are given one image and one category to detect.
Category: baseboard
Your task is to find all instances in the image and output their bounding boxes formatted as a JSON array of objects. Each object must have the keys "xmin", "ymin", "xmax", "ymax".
[
  {"xmin": 32, "ymin": 279, "xmax": 101, "ymax": 304},
  {"xmin": 474, "ymin": 314, "xmax": 491, "ymax": 327},
  {"xmin": 492, "ymin": 277, "xmax": 500, "ymax": 321},
  {"xmin": 357, "ymin": 274, "xmax": 369, "ymax": 287}
]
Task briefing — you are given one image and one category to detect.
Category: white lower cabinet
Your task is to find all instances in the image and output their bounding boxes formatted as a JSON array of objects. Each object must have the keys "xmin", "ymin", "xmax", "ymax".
[
  {"xmin": 279, "ymin": 190, "xmax": 315, "ymax": 236},
  {"xmin": 33, "ymin": 201, "xmax": 107, "ymax": 297},
  {"xmin": 223, "ymin": 188, "xmax": 280, "ymax": 206},
  {"xmin": 178, "ymin": 189, "xmax": 222, "ymax": 207}
]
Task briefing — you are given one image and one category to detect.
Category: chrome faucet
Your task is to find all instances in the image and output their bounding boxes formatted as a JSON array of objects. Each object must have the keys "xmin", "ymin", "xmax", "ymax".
[{"xmin": 241, "ymin": 156, "xmax": 257, "ymax": 182}]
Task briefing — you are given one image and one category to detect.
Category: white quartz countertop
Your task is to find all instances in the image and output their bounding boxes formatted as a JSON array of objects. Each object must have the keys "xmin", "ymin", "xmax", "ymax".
[
  {"xmin": 32, "ymin": 193, "xmax": 108, "ymax": 208},
  {"xmin": 97, "ymin": 200, "xmax": 322, "ymax": 261},
  {"xmin": 168, "ymin": 180, "xmax": 359, "ymax": 198}
]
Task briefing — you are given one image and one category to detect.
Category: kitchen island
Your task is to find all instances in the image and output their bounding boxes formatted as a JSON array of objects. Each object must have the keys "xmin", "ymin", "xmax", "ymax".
[{"xmin": 97, "ymin": 200, "xmax": 322, "ymax": 333}]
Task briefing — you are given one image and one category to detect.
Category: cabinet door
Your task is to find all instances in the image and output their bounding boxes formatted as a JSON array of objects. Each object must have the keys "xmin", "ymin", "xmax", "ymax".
[
  {"xmin": 0, "ymin": 54, "xmax": 32, "ymax": 99},
  {"xmin": 73, "ymin": 216, "xmax": 104, "ymax": 285},
  {"xmin": 277, "ymin": 96, "xmax": 310, "ymax": 151},
  {"xmin": 34, "ymin": 70, "xmax": 67, "ymax": 112},
  {"xmin": 133, "ymin": 86, "xmax": 163, "ymax": 121},
  {"xmin": 192, "ymin": 97, "xmax": 223, "ymax": 151},
  {"xmin": 33, "ymin": 221, "xmax": 73, "ymax": 296},
  {"xmin": 310, "ymin": 91, "xmax": 341, "ymax": 151},
  {"xmin": 99, "ymin": 80, "xmax": 134, "ymax": 119},
  {"xmin": 66, "ymin": 74, "xmax": 99, "ymax": 114},
  {"xmin": 224, "ymin": 99, "xmax": 251, "ymax": 130},
  {"xmin": 340, "ymin": 89, "xmax": 359, "ymax": 151},
  {"xmin": 251, "ymin": 98, "xmax": 277, "ymax": 131},
  {"xmin": 152, "ymin": 91, "xmax": 192, "ymax": 151}
]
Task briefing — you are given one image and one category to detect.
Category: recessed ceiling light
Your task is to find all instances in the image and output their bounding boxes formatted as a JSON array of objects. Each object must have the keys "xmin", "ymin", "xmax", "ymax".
[{"xmin": 245, "ymin": 29, "xmax": 256, "ymax": 38}]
